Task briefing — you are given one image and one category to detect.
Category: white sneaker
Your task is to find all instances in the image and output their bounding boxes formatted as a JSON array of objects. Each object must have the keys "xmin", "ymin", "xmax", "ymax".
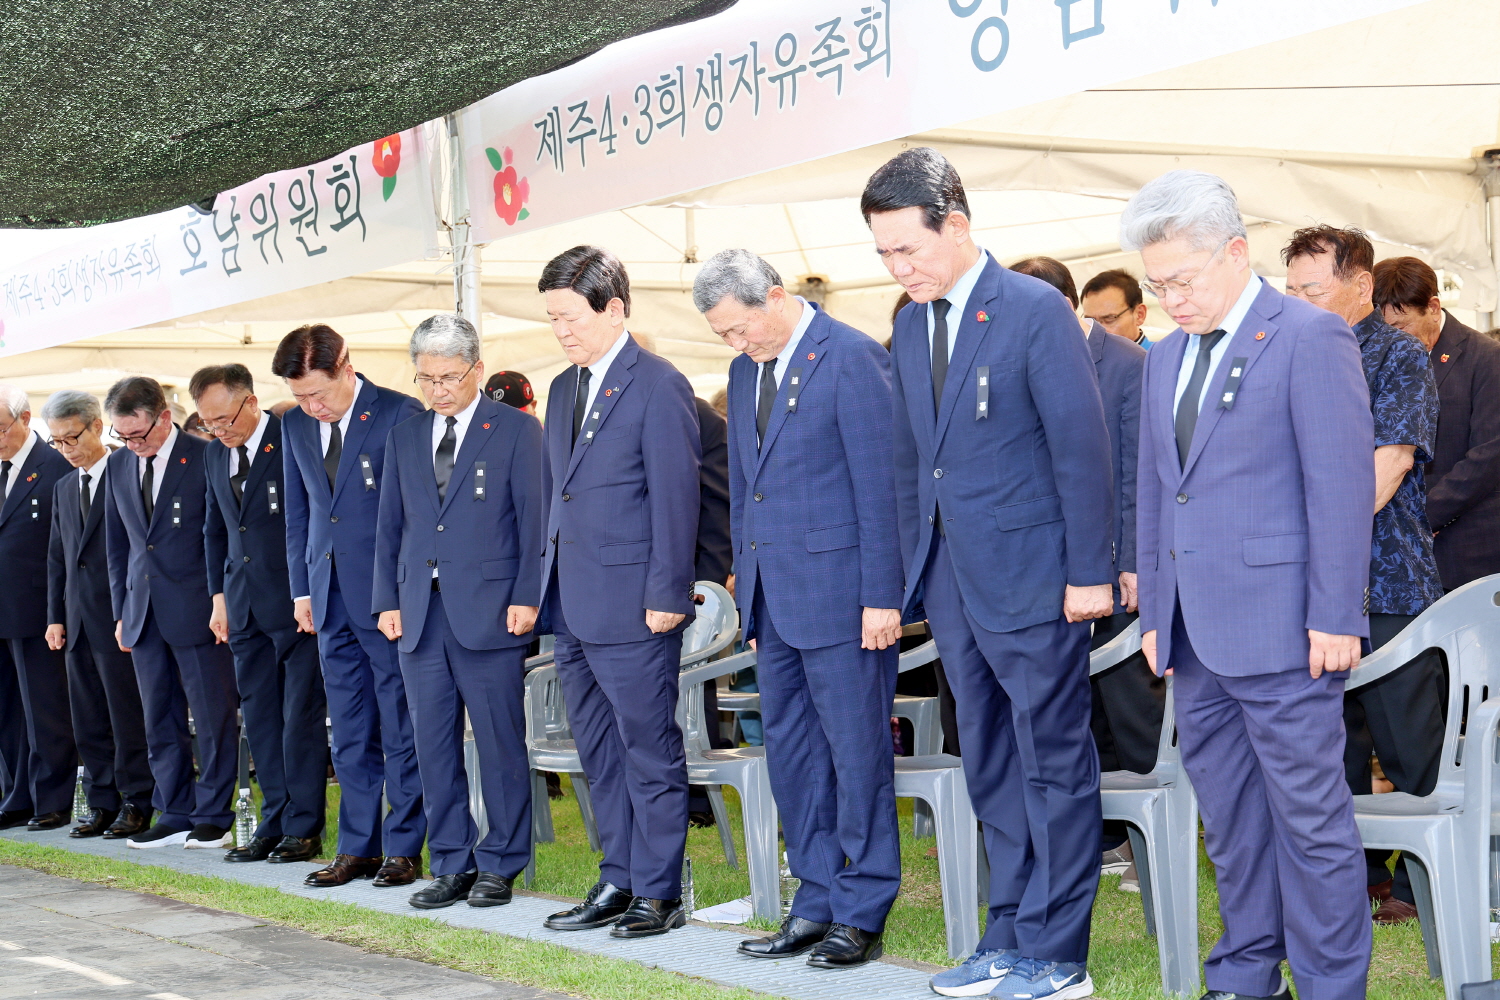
[
  {"xmin": 128, "ymin": 824, "xmax": 189, "ymax": 849},
  {"xmin": 184, "ymin": 823, "xmax": 232, "ymax": 849}
]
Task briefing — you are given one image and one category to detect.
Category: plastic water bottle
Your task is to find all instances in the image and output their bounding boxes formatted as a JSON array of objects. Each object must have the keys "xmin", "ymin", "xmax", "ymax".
[
  {"xmin": 72, "ymin": 766, "xmax": 88, "ymax": 823},
  {"xmin": 780, "ymin": 851, "xmax": 799, "ymax": 917},
  {"xmin": 234, "ymin": 786, "xmax": 255, "ymax": 848},
  {"xmin": 681, "ymin": 856, "xmax": 695, "ymax": 918}
]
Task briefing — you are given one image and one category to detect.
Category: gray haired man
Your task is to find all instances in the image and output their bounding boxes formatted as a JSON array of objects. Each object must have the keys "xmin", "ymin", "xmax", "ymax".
[
  {"xmin": 44, "ymin": 390, "xmax": 153, "ymax": 839},
  {"xmin": 372, "ymin": 314, "xmax": 545, "ymax": 910}
]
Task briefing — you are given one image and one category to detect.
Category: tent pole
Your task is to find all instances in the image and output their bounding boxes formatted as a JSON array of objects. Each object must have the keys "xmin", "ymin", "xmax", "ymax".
[
  {"xmin": 446, "ymin": 113, "xmax": 483, "ymax": 333},
  {"xmin": 1485, "ymin": 157, "xmax": 1500, "ymax": 332}
]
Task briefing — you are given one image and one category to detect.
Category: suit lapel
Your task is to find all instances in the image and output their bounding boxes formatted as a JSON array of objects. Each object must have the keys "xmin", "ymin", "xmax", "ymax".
[
  {"xmin": 242, "ymin": 413, "xmax": 279, "ymax": 504},
  {"xmin": 150, "ymin": 433, "xmax": 192, "ymax": 530},
  {"xmin": 756, "ymin": 307, "xmax": 829, "ymax": 473},
  {"xmin": 732, "ymin": 357, "xmax": 760, "ymax": 483},
  {"xmin": 934, "ymin": 265, "xmax": 1002, "ymax": 454},
  {"xmin": 1431, "ymin": 316, "xmax": 1462, "ymax": 391},
  {"xmin": 1155, "ymin": 332, "xmax": 1190, "ymax": 481},
  {"xmin": 561, "ymin": 342, "xmax": 637, "ymax": 487},
  {"xmin": 438, "ymin": 398, "xmax": 498, "ymax": 517},
  {"xmin": 1087, "ymin": 321, "xmax": 1106, "ymax": 368},
  {"xmin": 0, "ymin": 433, "xmax": 45, "ymax": 528},
  {"xmin": 332, "ymin": 378, "xmax": 381, "ymax": 507},
  {"xmin": 82, "ymin": 464, "xmax": 107, "ymax": 544},
  {"xmin": 1179, "ymin": 285, "xmax": 1284, "ymax": 481}
]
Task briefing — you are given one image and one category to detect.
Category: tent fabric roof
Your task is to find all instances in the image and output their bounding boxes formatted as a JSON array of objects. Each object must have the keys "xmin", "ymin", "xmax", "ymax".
[{"xmin": 0, "ymin": 0, "xmax": 734, "ymax": 228}]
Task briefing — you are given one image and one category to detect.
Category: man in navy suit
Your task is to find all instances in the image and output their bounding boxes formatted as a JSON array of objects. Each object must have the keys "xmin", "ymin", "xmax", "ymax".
[
  {"xmin": 1128, "ymin": 171, "xmax": 1374, "ymax": 1000},
  {"xmin": 0, "ymin": 384, "xmax": 75, "ymax": 831},
  {"xmin": 103, "ymin": 377, "xmax": 240, "ymax": 850},
  {"xmin": 694, "ymin": 250, "xmax": 904, "ymax": 968},
  {"xmin": 373, "ymin": 314, "xmax": 543, "ymax": 910},
  {"xmin": 537, "ymin": 246, "xmax": 700, "ymax": 938},
  {"xmin": 44, "ymin": 390, "xmax": 152, "ymax": 840},
  {"xmin": 275, "ymin": 324, "xmax": 426, "ymax": 888},
  {"xmin": 862, "ymin": 150, "xmax": 1115, "ymax": 1000},
  {"xmin": 194, "ymin": 364, "xmax": 328, "ymax": 865}
]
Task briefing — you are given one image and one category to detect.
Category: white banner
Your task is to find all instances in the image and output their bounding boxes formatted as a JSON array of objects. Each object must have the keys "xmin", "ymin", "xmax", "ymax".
[
  {"xmin": 0, "ymin": 128, "xmax": 434, "ymax": 359},
  {"xmin": 461, "ymin": 0, "xmax": 1427, "ymax": 243}
]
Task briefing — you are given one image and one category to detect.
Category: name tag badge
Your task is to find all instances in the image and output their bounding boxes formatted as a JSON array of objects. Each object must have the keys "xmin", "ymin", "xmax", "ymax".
[
  {"xmin": 786, "ymin": 367, "xmax": 802, "ymax": 414},
  {"xmin": 267, "ymin": 480, "xmax": 280, "ymax": 515},
  {"xmin": 976, "ymin": 365, "xmax": 990, "ymax": 420},
  {"xmin": 359, "ymin": 455, "xmax": 376, "ymax": 490},
  {"xmin": 581, "ymin": 406, "xmax": 604, "ymax": 444},
  {"xmin": 1218, "ymin": 357, "xmax": 1250, "ymax": 410},
  {"xmin": 29, "ymin": 497, "xmax": 39, "ymax": 520},
  {"xmin": 171, "ymin": 497, "xmax": 183, "ymax": 527},
  {"xmin": 473, "ymin": 462, "xmax": 487, "ymax": 501}
]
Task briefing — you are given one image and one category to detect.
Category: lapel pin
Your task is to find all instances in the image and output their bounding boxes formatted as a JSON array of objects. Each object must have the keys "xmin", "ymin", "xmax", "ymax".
[
  {"xmin": 360, "ymin": 412, "xmax": 369, "ymax": 420},
  {"xmin": 25, "ymin": 472, "xmax": 36, "ymax": 482},
  {"xmin": 263, "ymin": 443, "xmax": 274, "ymax": 453},
  {"xmin": 604, "ymin": 389, "xmax": 612, "ymax": 397},
  {"xmin": 179, "ymin": 457, "xmax": 187, "ymax": 464},
  {"xmin": 482, "ymin": 422, "xmax": 491, "ymax": 429},
  {"xmin": 1255, "ymin": 331, "xmax": 1265, "ymax": 340},
  {"xmin": 976, "ymin": 310, "xmax": 989, "ymax": 323},
  {"xmin": 1441, "ymin": 353, "xmax": 1450, "ymax": 363},
  {"xmin": 807, "ymin": 352, "xmax": 816, "ymax": 360}
]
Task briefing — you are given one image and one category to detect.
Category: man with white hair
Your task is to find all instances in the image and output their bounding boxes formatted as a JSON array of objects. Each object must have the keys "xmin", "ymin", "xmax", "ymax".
[
  {"xmin": 0, "ymin": 383, "xmax": 75, "ymax": 831},
  {"xmin": 44, "ymin": 389, "xmax": 153, "ymax": 839},
  {"xmin": 373, "ymin": 314, "xmax": 544, "ymax": 910},
  {"xmin": 1127, "ymin": 171, "xmax": 1374, "ymax": 1000}
]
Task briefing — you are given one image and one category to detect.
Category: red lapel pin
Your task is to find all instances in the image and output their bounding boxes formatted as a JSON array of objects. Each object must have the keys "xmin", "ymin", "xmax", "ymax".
[
  {"xmin": 604, "ymin": 389, "xmax": 612, "ymax": 397},
  {"xmin": 26, "ymin": 472, "xmax": 36, "ymax": 482},
  {"xmin": 976, "ymin": 311, "xmax": 989, "ymax": 323},
  {"xmin": 179, "ymin": 457, "xmax": 187, "ymax": 464},
  {"xmin": 482, "ymin": 422, "xmax": 491, "ymax": 429},
  {"xmin": 1255, "ymin": 331, "xmax": 1265, "ymax": 340},
  {"xmin": 359, "ymin": 412, "xmax": 369, "ymax": 420},
  {"xmin": 263, "ymin": 443, "xmax": 274, "ymax": 453},
  {"xmin": 1441, "ymin": 353, "xmax": 1451, "ymax": 363},
  {"xmin": 807, "ymin": 352, "xmax": 816, "ymax": 360}
]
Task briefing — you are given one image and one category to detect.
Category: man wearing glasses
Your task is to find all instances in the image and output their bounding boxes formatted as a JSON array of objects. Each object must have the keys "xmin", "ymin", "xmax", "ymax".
[
  {"xmin": 193, "ymin": 364, "xmax": 328, "ymax": 866},
  {"xmin": 373, "ymin": 314, "xmax": 543, "ymax": 910},
  {"xmin": 1127, "ymin": 172, "xmax": 1373, "ymax": 999},
  {"xmin": 103, "ymin": 376, "xmax": 240, "ymax": 850},
  {"xmin": 1081, "ymin": 269, "xmax": 1152, "ymax": 350},
  {"xmin": 0, "ymin": 383, "xmax": 75, "ymax": 832},
  {"xmin": 274, "ymin": 325, "xmax": 426, "ymax": 889},
  {"xmin": 44, "ymin": 390, "xmax": 153, "ymax": 840}
]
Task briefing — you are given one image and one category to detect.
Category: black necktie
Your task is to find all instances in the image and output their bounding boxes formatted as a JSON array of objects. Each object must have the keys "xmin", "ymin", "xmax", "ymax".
[
  {"xmin": 141, "ymin": 457, "xmax": 155, "ymax": 522},
  {"xmin": 931, "ymin": 298, "xmax": 952, "ymax": 413},
  {"xmin": 572, "ymin": 366, "xmax": 591, "ymax": 448},
  {"xmin": 80, "ymin": 471, "xmax": 92, "ymax": 525},
  {"xmin": 756, "ymin": 359, "xmax": 777, "ymax": 449},
  {"xmin": 230, "ymin": 445, "xmax": 249, "ymax": 504},
  {"xmin": 1175, "ymin": 329, "xmax": 1228, "ymax": 467},
  {"xmin": 434, "ymin": 415, "xmax": 457, "ymax": 501},
  {"xmin": 0, "ymin": 460, "xmax": 10, "ymax": 501},
  {"xmin": 324, "ymin": 420, "xmax": 342, "ymax": 491}
]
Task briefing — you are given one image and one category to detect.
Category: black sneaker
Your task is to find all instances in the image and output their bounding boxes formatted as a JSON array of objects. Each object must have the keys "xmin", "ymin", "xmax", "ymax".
[
  {"xmin": 128, "ymin": 822, "xmax": 190, "ymax": 849},
  {"xmin": 184, "ymin": 823, "xmax": 232, "ymax": 849}
]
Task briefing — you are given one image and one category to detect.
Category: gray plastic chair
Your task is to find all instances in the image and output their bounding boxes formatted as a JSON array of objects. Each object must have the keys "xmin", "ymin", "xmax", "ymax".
[
  {"xmin": 894, "ymin": 753, "xmax": 980, "ymax": 959},
  {"xmin": 1346, "ymin": 576, "xmax": 1500, "ymax": 999},
  {"xmin": 1090, "ymin": 620, "xmax": 1200, "ymax": 999},
  {"xmin": 897, "ymin": 637, "xmax": 943, "ymax": 836}
]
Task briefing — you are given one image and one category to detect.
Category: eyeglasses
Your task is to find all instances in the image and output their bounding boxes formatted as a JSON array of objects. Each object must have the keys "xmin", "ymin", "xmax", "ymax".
[
  {"xmin": 113, "ymin": 412, "xmax": 164, "ymax": 445},
  {"xmin": 1087, "ymin": 306, "xmax": 1132, "ymax": 326},
  {"xmin": 414, "ymin": 363, "xmax": 477, "ymax": 390},
  {"xmin": 1140, "ymin": 237, "xmax": 1232, "ymax": 300},
  {"xmin": 198, "ymin": 394, "xmax": 250, "ymax": 432},
  {"xmin": 49, "ymin": 428, "xmax": 92, "ymax": 449}
]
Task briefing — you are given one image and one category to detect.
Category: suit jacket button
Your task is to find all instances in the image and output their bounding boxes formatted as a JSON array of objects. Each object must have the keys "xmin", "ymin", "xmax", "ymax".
[
  {"xmin": 1170, "ymin": 549, "xmax": 1177, "ymax": 559},
  {"xmin": 78, "ymin": 559, "xmax": 87, "ymax": 568},
  {"xmin": 751, "ymin": 541, "xmax": 757, "ymax": 550},
  {"xmin": 146, "ymin": 544, "xmax": 154, "ymax": 551},
  {"xmin": 753, "ymin": 493, "xmax": 763, "ymax": 502},
  {"xmin": 325, "ymin": 552, "xmax": 332, "ymax": 559},
  {"xmin": 933, "ymin": 469, "xmax": 943, "ymax": 478},
  {"xmin": 243, "ymin": 555, "xmax": 251, "ymax": 562},
  {"xmin": 330, "ymin": 515, "xmax": 339, "ymax": 523},
  {"xmin": 437, "ymin": 524, "xmax": 445, "ymax": 531},
  {"xmin": 238, "ymin": 525, "xmax": 246, "ymax": 532},
  {"xmin": 1176, "ymin": 493, "xmax": 1188, "ymax": 504},
  {"xmin": 928, "ymin": 515, "xmax": 934, "ymax": 524},
  {"xmin": 427, "ymin": 560, "xmax": 435, "ymax": 567},
  {"xmin": 561, "ymin": 493, "xmax": 571, "ymax": 501}
]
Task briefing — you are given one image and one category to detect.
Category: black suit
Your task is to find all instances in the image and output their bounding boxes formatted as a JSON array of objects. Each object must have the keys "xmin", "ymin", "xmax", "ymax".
[
  {"xmin": 1425, "ymin": 312, "xmax": 1500, "ymax": 589},
  {"xmin": 693, "ymin": 398, "xmax": 732, "ymax": 586},
  {"xmin": 0, "ymin": 433, "xmax": 76, "ymax": 817},
  {"xmin": 48, "ymin": 461, "xmax": 152, "ymax": 814},
  {"xmin": 204, "ymin": 413, "xmax": 327, "ymax": 841}
]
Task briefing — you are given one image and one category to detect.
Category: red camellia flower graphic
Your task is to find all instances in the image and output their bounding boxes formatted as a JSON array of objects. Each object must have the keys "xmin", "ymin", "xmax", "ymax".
[
  {"xmin": 372, "ymin": 133, "xmax": 401, "ymax": 201},
  {"xmin": 486, "ymin": 146, "xmax": 531, "ymax": 226}
]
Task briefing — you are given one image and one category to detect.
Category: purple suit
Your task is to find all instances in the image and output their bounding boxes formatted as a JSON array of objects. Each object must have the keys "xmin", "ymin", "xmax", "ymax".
[{"xmin": 1137, "ymin": 280, "xmax": 1374, "ymax": 999}]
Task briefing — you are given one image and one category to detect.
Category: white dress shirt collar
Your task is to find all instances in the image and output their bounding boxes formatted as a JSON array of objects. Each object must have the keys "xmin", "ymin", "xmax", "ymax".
[
  {"xmin": 927, "ymin": 247, "xmax": 990, "ymax": 356},
  {"xmin": 767, "ymin": 297, "xmax": 815, "ymax": 383},
  {"xmin": 431, "ymin": 391, "xmax": 482, "ymax": 457},
  {"xmin": 229, "ymin": 410, "xmax": 270, "ymax": 476},
  {"xmin": 81, "ymin": 450, "xmax": 109, "ymax": 502},
  {"xmin": 2, "ymin": 431, "xmax": 38, "ymax": 499},
  {"xmin": 320, "ymin": 377, "xmax": 366, "ymax": 455},
  {"xmin": 580, "ymin": 331, "xmax": 631, "ymax": 416}
]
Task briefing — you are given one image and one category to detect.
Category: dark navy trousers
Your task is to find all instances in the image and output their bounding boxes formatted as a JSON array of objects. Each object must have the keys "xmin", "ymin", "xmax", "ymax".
[
  {"xmin": 1172, "ymin": 608, "xmax": 1370, "ymax": 1000},
  {"xmin": 316, "ymin": 575, "xmax": 425, "ymax": 858},
  {"xmin": 550, "ymin": 579, "xmax": 688, "ymax": 900},
  {"xmin": 753, "ymin": 586, "xmax": 901, "ymax": 933},
  {"xmin": 229, "ymin": 612, "xmax": 327, "ymax": 840},
  {"xmin": 922, "ymin": 537, "xmax": 1100, "ymax": 964},
  {"xmin": 401, "ymin": 590, "xmax": 530, "ymax": 878},
  {"xmin": 68, "ymin": 629, "xmax": 153, "ymax": 813},
  {"xmin": 0, "ymin": 636, "xmax": 75, "ymax": 816},
  {"xmin": 130, "ymin": 612, "xmax": 238, "ymax": 828}
]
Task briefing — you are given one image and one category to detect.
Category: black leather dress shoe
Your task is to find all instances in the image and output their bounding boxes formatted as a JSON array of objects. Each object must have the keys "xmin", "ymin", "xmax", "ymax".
[
  {"xmin": 373, "ymin": 855, "xmax": 422, "ymax": 887},
  {"xmin": 409, "ymin": 871, "xmax": 477, "ymax": 909},
  {"xmin": 0, "ymin": 810, "xmax": 31, "ymax": 830},
  {"xmin": 70, "ymin": 808, "xmax": 118, "ymax": 838},
  {"xmin": 27, "ymin": 811, "xmax": 69, "ymax": 831},
  {"xmin": 467, "ymin": 872, "xmax": 514, "ymax": 907},
  {"xmin": 102, "ymin": 803, "xmax": 148, "ymax": 839},
  {"xmin": 305, "ymin": 855, "xmax": 382, "ymax": 887},
  {"xmin": 806, "ymin": 924, "xmax": 882, "ymax": 968},
  {"xmin": 544, "ymin": 880, "xmax": 633, "ymax": 930},
  {"xmin": 609, "ymin": 896, "xmax": 686, "ymax": 938},
  {"xmin": 738, "ymin": 915, "xmax": 833, "ymax": 958},
  {"xmin": 267, "ymin": 836, "xmax": 322, "ymax": 864},
  {"xmin": 223, "ymin": 836, "xmax": 277, "ymax": 862}
]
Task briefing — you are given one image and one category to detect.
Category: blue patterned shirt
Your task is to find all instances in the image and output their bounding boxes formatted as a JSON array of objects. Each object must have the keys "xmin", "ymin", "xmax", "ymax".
[{"xmin": 1355, "ymin": 310, "xmax": 1443, "ymax": 615}]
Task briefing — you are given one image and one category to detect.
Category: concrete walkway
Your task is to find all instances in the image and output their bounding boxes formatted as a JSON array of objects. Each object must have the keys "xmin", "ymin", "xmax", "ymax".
[{"xmin": 1, "ymin": 827, "xmax": 939, "ymax": 1000}]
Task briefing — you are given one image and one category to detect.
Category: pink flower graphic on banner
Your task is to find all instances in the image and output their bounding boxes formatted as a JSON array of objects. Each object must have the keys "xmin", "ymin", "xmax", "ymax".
[
  {"xmin": 372, "ymin": 133, "xmax": 402, "ymax": 201},
  {"xmin": 485, "ymin": 146, "xmax": 531, "ymax": 226}
]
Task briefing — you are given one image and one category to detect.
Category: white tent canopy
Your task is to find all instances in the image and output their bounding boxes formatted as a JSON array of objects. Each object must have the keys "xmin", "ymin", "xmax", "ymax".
[{"xmin": 2, "ymin": 0, "xmax": 1496, "ymax": 415}]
